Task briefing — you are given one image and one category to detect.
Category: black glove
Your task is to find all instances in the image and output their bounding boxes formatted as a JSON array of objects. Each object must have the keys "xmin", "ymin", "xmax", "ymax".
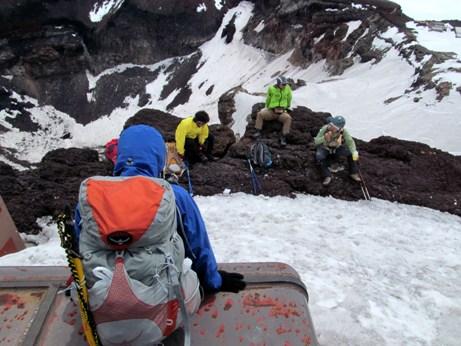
[{"xmin": 218, "ymin": 270, "xmax": 246, "ymax": 293}]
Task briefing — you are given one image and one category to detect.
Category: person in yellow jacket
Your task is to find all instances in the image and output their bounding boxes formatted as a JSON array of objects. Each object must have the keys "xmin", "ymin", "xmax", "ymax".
[
  {"xmin": 253, "ymin": 76, "xmax": 292, "ymax": 146},
  {"xmin": 175, "ymin": 111, "xmax": 214, "ymax": 165}
]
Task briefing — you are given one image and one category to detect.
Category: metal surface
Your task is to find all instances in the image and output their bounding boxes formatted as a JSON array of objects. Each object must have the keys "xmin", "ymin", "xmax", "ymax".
[
  {"xmin": 0, "ymin": 263, "xmax": 318, "ymax": 345},
  {"xmin": 0, "ymin": 195, "xmax": 25, "ymax": 257}
]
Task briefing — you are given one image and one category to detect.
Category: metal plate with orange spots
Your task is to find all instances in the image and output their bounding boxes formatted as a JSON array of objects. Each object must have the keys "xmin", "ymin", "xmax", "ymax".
[{"xmin": 0, "ymin": 263, "xmax": 318, "ymax": 345}]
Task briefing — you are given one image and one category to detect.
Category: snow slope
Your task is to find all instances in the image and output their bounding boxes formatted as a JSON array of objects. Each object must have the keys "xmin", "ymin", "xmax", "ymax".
[{"xmin": 1, "ymin": 194, "xmax": 460, "ymax": 346}]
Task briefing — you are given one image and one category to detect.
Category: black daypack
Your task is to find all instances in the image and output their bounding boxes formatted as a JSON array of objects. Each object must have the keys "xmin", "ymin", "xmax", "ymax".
[{"xmin": 250, "ymin": 141, "xmax": 272, "ymax": 168}]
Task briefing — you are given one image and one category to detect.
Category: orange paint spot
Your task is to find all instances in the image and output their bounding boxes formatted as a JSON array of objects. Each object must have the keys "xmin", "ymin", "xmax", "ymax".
[
  {"xmin": 0, "ymin": 293, "xmax": 26, "ymax": 312},
  {"xmin": 235, "ymin": 322, "xmax": 244, "ymax": 331},
  {"xmin": 276, "ymin": 325, "xmax": 290, "ymax": 335},
  {"xmin": 216, "ymin": 323, "xmax": 225, "ymax": 337},
  {"xmin": 302, "ymin": 335, "xmax": 312, "ymax": 345},
  {"xmin": 224, "ymin": 298, "xmax": 233, "ymax": 311},
  {"xmin": 243, "ymin": 293, "xmax": 302, "ymax": 318}
]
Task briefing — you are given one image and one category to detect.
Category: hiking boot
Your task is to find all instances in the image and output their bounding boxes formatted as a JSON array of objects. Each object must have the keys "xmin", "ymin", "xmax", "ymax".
[
  {"xmin": 322, "ymin": 176, "xmax": 332, "ymax": 186},
  {"xmin": 252, "ymin": 130, "xmax": 262, "ymax": 138},
  {"xmin": 280, "ymin": 135, "xmax": 287, "ymax": 146},
  {"xmin": 350, "ymin": 173, "xmax": 361, "ymax": 182},
  {"xmin": 328, "ymin": 163, "xmax": 344, "ymax": 173}
]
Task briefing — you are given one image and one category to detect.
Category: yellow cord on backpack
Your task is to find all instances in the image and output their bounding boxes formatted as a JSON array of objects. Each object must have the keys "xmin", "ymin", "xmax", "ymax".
[
  {"xmin": 57, "ymin": 213, "xmax": 100, "ymax": 346},
  {"xmin": 71, "ymin": 256, "xmax": 97, "ymax": 346}
]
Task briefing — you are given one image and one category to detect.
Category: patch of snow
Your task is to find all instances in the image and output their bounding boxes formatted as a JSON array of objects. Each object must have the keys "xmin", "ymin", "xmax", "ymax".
[
  {"xmin": 352, "ymin": 3, "xmax": 365, "ymax": 10},
  {"xmin": 380, "ymin": 27, "xmax": 407, "ymax": 42},
  {"xmin": 214, "ymin": 0, "xmax": 223, "ymax": 11},
  {"xmin": 344, "ymin": 20, "xmax": 362, "ymax": 40},
  {"xmin": 407, "ymin": 21, "xmax": 461, "ymax": 56},
  {"xmin": 0, "ymin": 91, "xmax": 77, "ymax": 164},
  {"xmin": 372, "ymin": 37, "xmax": 393, "ymax": 51},
  {"xmin": 254, "ymin": 20, "xmax": 265, "ymax": 33},
  {"xmin": 197, "ymin": 3, "xmax": 207, "ymax": 13},
  {"xmin": 1, "ymin": 75, "xmax": 13, "ymax": 80},
  {"xmin": 1, "ymin": 217, "xmax": 66, "ymax": 265},
  {"xmin": 231, "ymin": 91, "xmax": 262, "ymax": 139},
  {"xmin": 314, "ymin": 33, "xmax": 325, "ymax": 44},
  {"xmin": 89, "ymin": 0, "xmax": 125, "ymax": 23}
]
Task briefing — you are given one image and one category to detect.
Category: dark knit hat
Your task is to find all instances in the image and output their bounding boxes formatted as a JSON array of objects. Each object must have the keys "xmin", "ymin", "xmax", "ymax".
[{"xmin": 194, "ymin": 111, "xmax": 210, "ymax": 123}]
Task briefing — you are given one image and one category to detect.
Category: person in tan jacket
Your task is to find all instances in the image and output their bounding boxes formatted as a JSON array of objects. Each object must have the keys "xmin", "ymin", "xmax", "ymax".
[{"xmin": 314, "ymin": 115, "xmax": 361, "ymax": 186}]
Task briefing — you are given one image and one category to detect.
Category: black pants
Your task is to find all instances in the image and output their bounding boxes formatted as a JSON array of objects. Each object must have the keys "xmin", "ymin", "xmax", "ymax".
[
  {"xmin": 315, "ymin": 145, "xmax": 358, "ymax": 178},
  {"xmin": 184, "ymin": 134, "xmax": 214, "ymax": 165}
]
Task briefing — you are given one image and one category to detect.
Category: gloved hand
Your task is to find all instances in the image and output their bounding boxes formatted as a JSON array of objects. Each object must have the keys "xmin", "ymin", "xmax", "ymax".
[
  {"xmin": 218, "ymin": 270, "xmax": 246, "ymax": 293},
  {"xmin": 352, "ymin": 151, "xmax": 359, "ymax": 161}
]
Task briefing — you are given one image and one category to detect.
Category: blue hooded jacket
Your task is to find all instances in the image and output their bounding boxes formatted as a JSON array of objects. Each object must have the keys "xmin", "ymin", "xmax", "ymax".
[{"xmin": 112, "ymin": 125, "xmax": 222, "ymax": 291}]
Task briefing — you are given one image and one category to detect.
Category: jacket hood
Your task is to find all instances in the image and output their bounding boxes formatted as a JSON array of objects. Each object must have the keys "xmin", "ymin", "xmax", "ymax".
[{"xmin": 114, "ymin": 125, "xmax": 165, "ymax": 178}]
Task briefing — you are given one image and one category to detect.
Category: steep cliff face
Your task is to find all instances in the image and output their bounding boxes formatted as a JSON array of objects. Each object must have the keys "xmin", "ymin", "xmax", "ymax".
[
  {"xmin": 0, "ymin": 0, "xmax": 225, "ymax": 124},
  {"xmin": 244, "ymin": 0, "xmax": 409, "ymax": 72}
]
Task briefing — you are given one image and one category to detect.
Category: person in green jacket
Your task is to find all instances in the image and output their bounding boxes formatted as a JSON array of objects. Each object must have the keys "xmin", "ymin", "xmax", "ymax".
[
  {"xmin": 314, "ymin": 115, "xmax": 361, "ymax": 186},
  {"xmin": 175, "ymin": 111, "xmax": 214, "ymax": 165},
  {"xmin": 253, "ymin": 76, "xmax": 292, "ymax": 146}
]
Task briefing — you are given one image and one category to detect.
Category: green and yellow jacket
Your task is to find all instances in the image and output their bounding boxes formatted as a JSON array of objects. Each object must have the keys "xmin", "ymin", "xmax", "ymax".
[{"xmin": 265, "ymin": 85, "xmax": 292, "ymax": 109}]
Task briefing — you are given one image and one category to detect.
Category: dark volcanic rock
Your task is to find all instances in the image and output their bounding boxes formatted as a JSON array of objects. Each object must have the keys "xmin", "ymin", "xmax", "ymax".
[
  {"xmin": 1, "ymin": 108, "xmax": 460, "ymax": 234},
  {"xmin": 0, "ymin": 0, "xmax": 224, "ymax": 124},
  {"xmin": 1, "ymin": 148, "xmax": 112, "ymax": 234}
]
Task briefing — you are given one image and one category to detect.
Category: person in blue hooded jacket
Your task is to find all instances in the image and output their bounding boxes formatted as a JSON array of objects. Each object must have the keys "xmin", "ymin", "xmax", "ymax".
[{"xmin": 74, "ymin": 124, "xmax": 245, "ymax": 293}]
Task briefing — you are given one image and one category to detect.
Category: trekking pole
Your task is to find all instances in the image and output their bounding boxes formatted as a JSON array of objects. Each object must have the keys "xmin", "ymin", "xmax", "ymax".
[
  {"xmin": 357, "ymin": 163, "xmax": 371, "ymax": 201},
  {"xmin": 247, "ymin": 158, "xmax": 261, "ymax": 195},
  {"xmin": 184, "ymin": 161, "xmax": 194, "ymax": 196}
]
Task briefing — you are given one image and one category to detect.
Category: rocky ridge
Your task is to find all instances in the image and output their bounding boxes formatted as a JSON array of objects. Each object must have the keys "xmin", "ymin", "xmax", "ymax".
[{"xmin": 1, "ymin": 108, "xmax": 460, "ymax": 234}]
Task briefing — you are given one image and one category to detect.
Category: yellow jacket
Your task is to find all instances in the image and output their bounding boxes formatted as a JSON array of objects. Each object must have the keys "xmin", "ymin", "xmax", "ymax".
[{"xmin": 175, "ymin": 116, "xmax": 209, "ymax": 155}]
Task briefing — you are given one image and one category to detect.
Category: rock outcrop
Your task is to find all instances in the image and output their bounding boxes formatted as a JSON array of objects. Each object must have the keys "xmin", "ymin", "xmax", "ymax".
[
  {"xmin": 1, "ymin": 108, "xmax": 460, "ymax": 234},
  {"xmin": 0, "ymin": 0, "xmax": 225, "ymax": 124}
]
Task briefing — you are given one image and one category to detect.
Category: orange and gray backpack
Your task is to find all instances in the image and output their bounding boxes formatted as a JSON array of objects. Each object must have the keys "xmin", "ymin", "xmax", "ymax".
[{"xmin": 78, "ymin": 175, "xmax": 201, "ymax": 345}]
